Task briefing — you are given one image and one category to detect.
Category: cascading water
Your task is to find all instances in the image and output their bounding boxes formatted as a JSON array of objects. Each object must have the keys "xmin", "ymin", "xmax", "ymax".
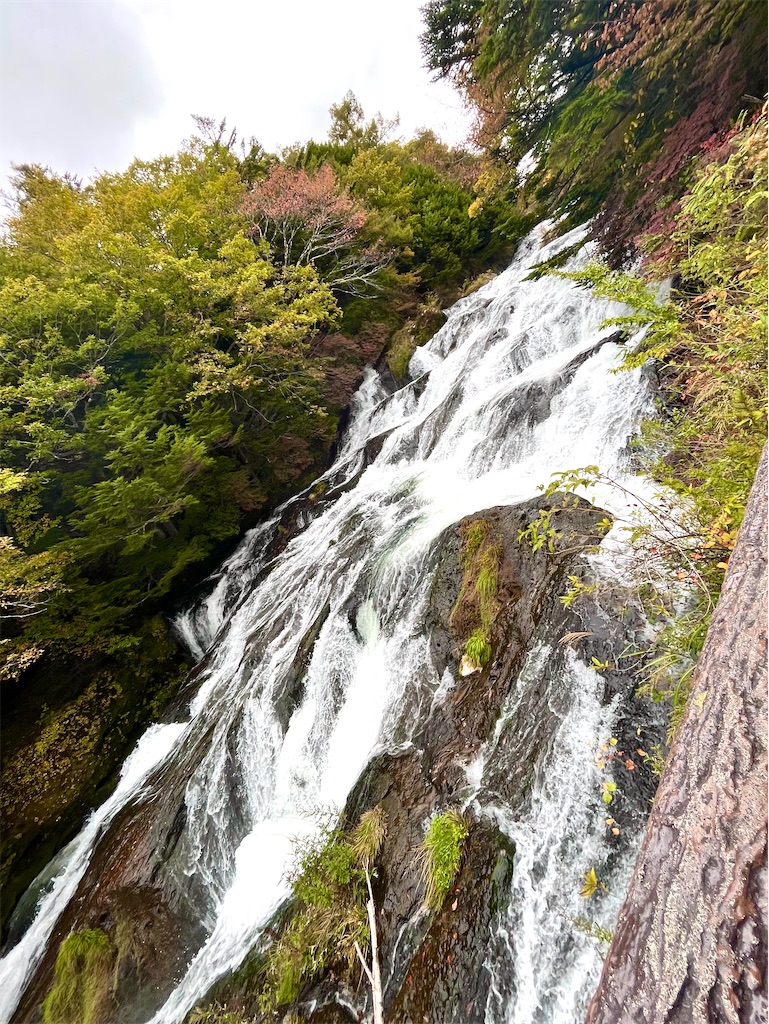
[{"xmin": 0, "ymin": 223, "xmax": 661, "ymax": 1024}]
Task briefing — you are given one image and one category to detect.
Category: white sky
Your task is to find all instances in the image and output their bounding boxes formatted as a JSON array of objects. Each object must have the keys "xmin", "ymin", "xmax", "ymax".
[{"xmin": 1, "ymin": 0, "xmax": 471, "ymax": 193}]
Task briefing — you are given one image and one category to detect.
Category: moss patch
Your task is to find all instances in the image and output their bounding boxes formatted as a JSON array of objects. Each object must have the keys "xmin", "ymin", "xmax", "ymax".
[
  {"xmin": 450, "ymin": 519, "xmax": 503, "ymax": 668},
  {"xmin": 42, "ymin": 929, "xmax": 115, "ymax": 1024},
  {"xmin": 386, "ymin": 302, "xmax": 447, "ymax": 381},
  {"xmin": 1, "ymin": 617, "xmax": 189, "ymax": 936}
]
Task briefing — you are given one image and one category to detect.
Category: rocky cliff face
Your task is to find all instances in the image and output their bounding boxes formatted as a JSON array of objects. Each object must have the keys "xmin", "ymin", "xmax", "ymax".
[
  {"xmin": 175, "ymin": 494, "xmax": 663, "ymax": 1024},
  {"xmin": 586, "ymin": 445, "xmax": 768, "ymax": 1024}
]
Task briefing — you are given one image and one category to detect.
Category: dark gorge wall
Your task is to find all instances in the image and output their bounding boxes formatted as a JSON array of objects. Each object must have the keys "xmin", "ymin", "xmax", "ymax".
[{"xmin": 0, "ymin": 324, "xmax": 390, "ymax": 946}]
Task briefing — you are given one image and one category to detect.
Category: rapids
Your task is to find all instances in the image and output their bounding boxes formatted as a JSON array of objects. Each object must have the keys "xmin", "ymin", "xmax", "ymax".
[{"xmin": 1, "ymin": 223, "xmax": 659, "ymax": 1024}]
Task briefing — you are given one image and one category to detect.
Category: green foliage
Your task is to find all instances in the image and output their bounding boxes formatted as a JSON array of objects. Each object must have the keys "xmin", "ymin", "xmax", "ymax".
[
  {"xmin": 328, "ymin": 90, "xmax": 398, "ymax": 149},
  {"xmin": 600, "ymin": 781, "xmax": 617, "ymax": 807},
  {"xmin": 1, "ymin": 106, "xmax": 525, "ymax": 679},
  {"xmin": 419, "ymin": 809, "xmax": 469, "ymax": 911},
  {"xmin": 42, "ymin": 929, "xmax": 114, "ymax": 1024},
  {"xmin": 560, "ymin": 575, "xmax": 598, "ymax": 609},
  {"xmin": 421, "ymin": 0, "xmax": 767, "ymax": 259},
  {"xmin": 517, "ymin": 508, "xmax": 562, "ymax": 553},
  {"xmin": 572, "ymin": 916, "xmax": 613, "ymax": 946},
  {"xmin": 464, "ymin": 629, "xmax": 492, "ymax": 669},
  {"xmin": 258, "ymin": 807, "xmax": 387, "ymax": 1013},
  {"xmin": 555, "ymin": 112, "xmax": 768, "ymax": 738},
  {"xmin": 524, "ymin": 241, "xmax": 585, "ymax": 282},
  {"xmin": 348, "ymin": 805, "xmax": 388, "ymax": 870},
  {"xmin": 0, "ymin": 140, "xmax": 338, "ymax": 666}
]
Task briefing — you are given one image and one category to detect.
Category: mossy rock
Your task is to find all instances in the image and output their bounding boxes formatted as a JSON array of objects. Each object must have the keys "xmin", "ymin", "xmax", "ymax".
[
  {"xmin": 41, "ymin": 929, "xmax": 115, "ymax": 1024},
  {"xmin": 1, "ymin": 617, "xmax": 189, "ymax": 939}
]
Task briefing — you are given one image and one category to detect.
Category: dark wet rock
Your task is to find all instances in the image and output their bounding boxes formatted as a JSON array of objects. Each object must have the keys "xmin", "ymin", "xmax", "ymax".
[
  {"xmin": 194, "ymin": 493, "xmax": 663, "ymax": 1024},
  {"xmin": 0, "ymin": 628, "xmax": 190, "ymax": 945}
]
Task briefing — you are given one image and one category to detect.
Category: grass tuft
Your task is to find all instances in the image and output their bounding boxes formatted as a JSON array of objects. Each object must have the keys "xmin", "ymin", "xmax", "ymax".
[
  {"xmin": 465, "ymin": 629, "xmax": 492, "ymax": 668},
  {"xmin": 419, "ymin": 809, "xmax": 470, "ymax": 911}
]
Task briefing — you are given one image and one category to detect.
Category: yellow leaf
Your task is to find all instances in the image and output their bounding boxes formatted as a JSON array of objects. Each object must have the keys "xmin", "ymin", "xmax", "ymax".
[{"xmin": 580, "ymin": 867, "xmax": 600, "ymax": 899}]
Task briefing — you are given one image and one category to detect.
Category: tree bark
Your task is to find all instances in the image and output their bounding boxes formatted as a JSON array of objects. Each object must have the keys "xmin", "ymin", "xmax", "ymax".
[{"xmin": 586, "ymin": 444, "xmax": 768, "ymax": 1024}]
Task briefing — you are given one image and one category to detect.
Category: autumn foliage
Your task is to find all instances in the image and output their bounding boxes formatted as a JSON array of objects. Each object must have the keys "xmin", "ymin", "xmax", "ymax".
[
  {"xmin": 243, "ymin": 163, "xmax": 390, "ymax": 295},
  {"xmin": 421, "ymin": 0, "xmax": 767, "ymax": 262}
]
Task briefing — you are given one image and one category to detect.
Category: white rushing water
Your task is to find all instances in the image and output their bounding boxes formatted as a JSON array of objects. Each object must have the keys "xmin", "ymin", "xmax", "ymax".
[
  {"xmin": 478, "ymin": 645, "xmax": 631, "ymax": 1024},
  {"xmin": 1, "ymin": 223, "xmax": 657, "ymax": 1024}
]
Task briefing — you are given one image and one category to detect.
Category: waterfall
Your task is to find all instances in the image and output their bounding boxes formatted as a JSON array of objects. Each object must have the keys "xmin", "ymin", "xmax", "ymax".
[{"xmin": 0, "ymin": 222, "xmax": 659, "ymax": 1024}]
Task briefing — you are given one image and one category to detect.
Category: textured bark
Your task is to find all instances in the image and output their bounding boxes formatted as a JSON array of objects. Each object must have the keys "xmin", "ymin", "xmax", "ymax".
[{"xmin": 586, "ymin": 445, "xmax": 768, "ymax": 1024}]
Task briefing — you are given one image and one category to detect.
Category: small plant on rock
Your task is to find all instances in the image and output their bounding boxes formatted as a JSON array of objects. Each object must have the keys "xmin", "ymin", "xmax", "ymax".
[
  {"xmin": 464, "ymin": 629, "xmax": 492, "ymax": 668},
  {"xmin": 419, "ymin": 808, "xmax": 470, "ymax": 911},
  {"xmin": 258, "ymin": 807, "xmax": 388, "ymax": 1022}
]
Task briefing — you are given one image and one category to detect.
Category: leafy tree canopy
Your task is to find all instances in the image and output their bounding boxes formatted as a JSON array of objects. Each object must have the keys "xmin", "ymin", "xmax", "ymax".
[
  {"xmin": 0, "ymin": 138, "xmax": 337, "ymax": 670},
  {"xmin": 421, "ymin": 0, "xmax": 767, "ymax": 260}
]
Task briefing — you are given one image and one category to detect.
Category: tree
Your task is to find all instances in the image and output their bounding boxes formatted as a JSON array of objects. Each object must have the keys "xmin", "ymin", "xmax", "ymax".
[
  {"xmin": 420, "ymin": 0, "xmax": 767, "ymax": 260},
  {"xmin": 242, "ymin": 163, "xmax": 392, "ymax": 294},
  {"xmin": 328, "ymin": 90, "xmax": 399, "ymax": 149},
  {"xmin": 586, "ymin": 447, "xmax": 767, "ymax": 1024},
  {"xmin": 0, "ymin": 141, "xmax": 338, "ymax": 669}
]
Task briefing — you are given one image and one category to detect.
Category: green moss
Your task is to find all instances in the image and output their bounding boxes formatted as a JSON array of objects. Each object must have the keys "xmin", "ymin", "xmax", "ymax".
[
  {"xmin": 42, "ymin": 929, "xmax": 114, "ymax": 1024},
  {"xmin": 450, "ymin": 520, "xmax": 502, "ymax": 666},
  {"xmin": 420, "ymin": 809, "xmax": 469, "ymax": 911},
  {"xmin": 462, "ymin": 518, "xmax": 491, "ymax": 564},
  {"xmin": 476, "ymin": 545, "xmax": 501, "ymax": 627},
  {"xmin": 387, "ymin": 322, "xmax": 418, "ymax": 379},
  {"xmin": 1, "ymin": 620, "xmax": 189, "ymax": 935}
]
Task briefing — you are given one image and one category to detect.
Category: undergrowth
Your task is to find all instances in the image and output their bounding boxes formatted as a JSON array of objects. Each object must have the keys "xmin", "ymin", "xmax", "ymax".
[
  {"xmin": 547, "ymin": 108, "xmax": 767, "ymax": 743},
  {"xmin": 254, "ymin": 807, "xmax": 387, "ymax": 1014}
]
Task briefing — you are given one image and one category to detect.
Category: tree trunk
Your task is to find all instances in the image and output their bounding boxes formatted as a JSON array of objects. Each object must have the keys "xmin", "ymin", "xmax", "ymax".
[{"xmin": 586, "ymin": 445, "xmax": 767, "ymax": 1024}]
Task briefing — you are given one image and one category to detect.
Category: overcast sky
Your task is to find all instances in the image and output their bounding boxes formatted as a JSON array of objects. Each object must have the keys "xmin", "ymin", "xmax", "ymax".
[{"xmin": 1, "ymin": 0, "xmax": 471, "ymax": 192}]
